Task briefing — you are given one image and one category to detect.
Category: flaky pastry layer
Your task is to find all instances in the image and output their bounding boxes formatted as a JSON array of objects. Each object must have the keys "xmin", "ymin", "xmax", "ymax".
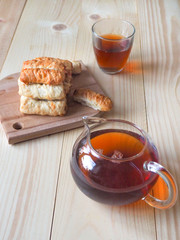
[
  {"xmin": 20, "ymin": 68, "xmax": 66, "ymax": 85},
  {"xmin": 18, "ymin": 78, "xmax": 66, "ymax": 100},
  {"xmin": 20, "ymin": 96, "xmax": 67, "ymax": 116},
  {"xmin": 20, "ymin": 57, "xmax": 73, "ymax": 85},
  {"xmin": 73, "ymin": 88, "xmax": 112, "ymax": 111},
  {"xmin": 72, "ymin": 61, "xmax": 82, "ymax": 74},
  {"xmin": 22, "ymin": 57, "xmax": 70, "ymax": 71}
]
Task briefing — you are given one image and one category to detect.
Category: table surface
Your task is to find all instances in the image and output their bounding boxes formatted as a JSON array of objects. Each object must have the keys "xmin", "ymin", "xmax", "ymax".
[{"xmin": 0, "ymin": 0, "xmax": 179, "ymax": 239}]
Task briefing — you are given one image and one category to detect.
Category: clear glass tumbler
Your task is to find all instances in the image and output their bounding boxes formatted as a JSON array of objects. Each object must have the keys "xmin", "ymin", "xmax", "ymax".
[{"xmin": 92, "ymin": 19, "xmax": 135, "ymax": 74}]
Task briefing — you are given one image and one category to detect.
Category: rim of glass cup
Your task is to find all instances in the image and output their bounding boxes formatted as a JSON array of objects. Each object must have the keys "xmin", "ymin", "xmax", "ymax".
[
  {"xmin": 85, "ymin": 118, "xmax": 148, "ymax": 163},
  {"xmin": 92, "ymin": 18, "xmax": 136, "ymax": 41}
]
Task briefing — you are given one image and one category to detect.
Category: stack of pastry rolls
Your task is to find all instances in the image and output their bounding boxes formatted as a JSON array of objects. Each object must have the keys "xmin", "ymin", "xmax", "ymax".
[{"xmin": 18, "ymin": 57, "xmax": 81, "ymax": 116}]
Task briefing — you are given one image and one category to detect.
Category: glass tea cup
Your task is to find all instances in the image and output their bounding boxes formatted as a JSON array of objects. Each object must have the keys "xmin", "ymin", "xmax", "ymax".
[
  {"xmin": 92, "ymin": 19, "xmax": 135, "ymax": 74},
  {"xmin": 70, "ymin": 117, "xmax": 178, "ymax": 209}
]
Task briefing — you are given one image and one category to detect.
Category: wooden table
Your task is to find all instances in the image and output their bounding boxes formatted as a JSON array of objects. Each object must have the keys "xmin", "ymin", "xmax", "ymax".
[{"xmin": 0, "ymin": 0, "xmax": 179, "ymax": 239}]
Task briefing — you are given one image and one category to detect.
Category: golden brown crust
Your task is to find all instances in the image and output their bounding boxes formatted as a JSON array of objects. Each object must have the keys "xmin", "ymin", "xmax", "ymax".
[
  {"xmin": 73, "ymin": 88, "xmax": 113, "ymax": 111},
  {"xmin": 22, "ymin": 57, "xmax": 72, "ymax": 71},
  {"xmin": 59, "ymin": 59, "xmax": 73, "ymax": 72},
  {"xmin": 20, "ymin": 68, "xmax": 66, "ymax": 85},
  {"xmin": 20, "ymin": 57, "xmax": 73, "ymax": 85}
]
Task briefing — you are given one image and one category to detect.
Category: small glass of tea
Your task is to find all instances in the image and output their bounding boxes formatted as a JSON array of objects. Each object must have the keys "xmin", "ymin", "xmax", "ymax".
[
  {"xmin": 70, "ymin": 116, "xmax": 178, "ymax": 209},
  {"xmin": 92, "ymin": 19, "xmax": 135, "ymax": 74}
]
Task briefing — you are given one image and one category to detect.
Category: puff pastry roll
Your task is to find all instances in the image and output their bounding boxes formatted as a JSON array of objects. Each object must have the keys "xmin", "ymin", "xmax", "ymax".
[
  {"xmin": 18, "ymin": 78, "xmax": 66, "ymax": 100},
  {"xmin": 73, "ymin": 88, "xmax": 112, "ymax": 111},
  {"xmin": 18, "ymin": 57, "xmax": 83, "ymax": 117},
  {"xmin": 20, "ymin": 57, "xmax": 73, "ymax": 85},
  {"xmin": 22, "ymin": 57, "xmax": 68, "ymax": 71},
  {"xmin": 20, "ymin": 96, "xmax": 67, "ymax": 116}
]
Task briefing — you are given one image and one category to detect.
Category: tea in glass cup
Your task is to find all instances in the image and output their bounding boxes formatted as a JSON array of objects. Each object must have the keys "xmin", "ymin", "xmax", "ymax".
[
  {"xmin": 92, "ymin": 19, "xmax": 135, "ymax": 74},
  {"xmin": 70, "ymin": 117, "xmax": 178, "ymax": 209}
]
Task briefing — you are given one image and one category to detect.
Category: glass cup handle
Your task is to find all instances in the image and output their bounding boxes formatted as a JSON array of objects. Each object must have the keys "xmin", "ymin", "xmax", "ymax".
[{"xmin": 143, "ymin": 161, "xmax": 178, "ymax": 209}]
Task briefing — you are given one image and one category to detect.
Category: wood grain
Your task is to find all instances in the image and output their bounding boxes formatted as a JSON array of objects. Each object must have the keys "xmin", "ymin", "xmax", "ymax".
[
  {"xmin": 0, "ymin": 0, "xmax": 80, "ymax": 239},
  {"xmin": 137, "ymin": 0, "xmax": 180, "ymax": 239},
  {"xmin": 0, "ymin": 0, "xmax": 27, "ymax": 71},
  {"xmin": 0, "ymin": 0, "xmax": 179, "ymax": 239},
  {"xmin": 0, "ymin": 0, "xmax": 80, "ymax": 79},
  {"xmin": 0, "ymin": 62, "xmax": 104, "ymax": 144},
  {"xmin": 51, "ymin": 0, "xmax": 157, "ymax": 240}
]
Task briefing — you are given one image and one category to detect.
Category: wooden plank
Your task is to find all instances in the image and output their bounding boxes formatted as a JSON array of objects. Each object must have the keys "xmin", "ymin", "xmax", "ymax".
[
  {"xmin": 0, "ymin": 133, "xmax": 63, "ymax": 240},
  {"xmin": 137, "ymin": 0, "xmax": 180, "ymax": 239},
  {"xmin": 51, "ymin": 0, "xmax": 157, "ymax": 239},
  {"xmin": 0, "ymin": 0, "xmax": 81, "ymax": 239},
  {"xmin": 0, "ymin": 0, "xmax": 27, "ymax": 70},
  {"xmin": 0, "ymin": 62, "xmax": 104, "ymax": 144},
  {"xmin": 51, "ymin": 130, "xmax": 156, "ymax": 240},
  {"xmin": 0, "ymin": 0, "xmax": 80, "ymax": 79}
]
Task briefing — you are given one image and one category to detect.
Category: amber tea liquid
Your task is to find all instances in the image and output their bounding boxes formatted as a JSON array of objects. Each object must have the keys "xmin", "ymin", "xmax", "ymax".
[
  {"xmin": 93, "ymin": 34, "xmax": 133, "ymax": 73},
  {"xmin": 71, "ymin": 129, "xmax": 159, "ymax": 205}
]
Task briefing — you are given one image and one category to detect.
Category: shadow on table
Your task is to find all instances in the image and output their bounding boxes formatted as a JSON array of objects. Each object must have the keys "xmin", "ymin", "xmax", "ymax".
[
  {"xmin": 121, "ymin": 60, "xmax": 142, "ymax": 75},
  {"xmin": 120, "ymin": 60, "xmax": 161, "ymax": 76}
]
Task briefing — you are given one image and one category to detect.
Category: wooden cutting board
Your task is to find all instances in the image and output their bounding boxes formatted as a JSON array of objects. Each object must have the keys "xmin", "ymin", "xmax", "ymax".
[{"xmin": 0, "ymin": 62, "xmax": 104, "ymax": 144}]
